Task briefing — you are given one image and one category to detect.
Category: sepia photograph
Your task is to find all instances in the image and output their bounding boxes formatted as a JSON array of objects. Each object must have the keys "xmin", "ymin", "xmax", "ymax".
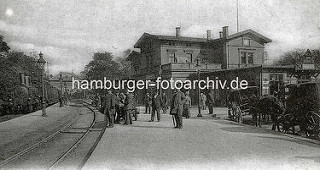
[{"xmin": 0, "ymin": 0, "xmax": 320, "ymax": 169}]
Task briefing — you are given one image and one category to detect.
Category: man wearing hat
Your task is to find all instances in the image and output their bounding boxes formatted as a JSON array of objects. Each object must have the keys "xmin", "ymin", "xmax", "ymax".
[
  {"xmin": 170, "ymin": 88, "xmax": 186, "ymax": 129},
  {"xmin": 149, "ymin": 91, "xmax": 162, "ymax": 122},
  {"xmin": 124, "ymin": 90, "xmax": 134, "ymax": 125},
  {"xmin": 104, "ymin": 90, "xmax": 116, "ymax": 128}
]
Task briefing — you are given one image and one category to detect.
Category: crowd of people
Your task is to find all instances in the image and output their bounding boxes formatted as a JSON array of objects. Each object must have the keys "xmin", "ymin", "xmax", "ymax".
[
  {"xmin": 93, "ymin": 90, "xmax": 138, "ymax": 128},
  {"xmin": 93, "ymin": 89, "xmax": 216, "ymax": 129}
]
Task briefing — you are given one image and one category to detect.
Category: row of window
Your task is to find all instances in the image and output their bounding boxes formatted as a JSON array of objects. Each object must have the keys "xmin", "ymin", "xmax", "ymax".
[
  {"xmin": 168, "ymin": 53, "xmax": 194, "ymax": 63},
  {"xmin": 240, "ymin": 51, "xmax": 254, "ymax": 64},
  {"xmin": 164, "ymin": 41, "xmax": 193, "ymax": 47},
  {"xmin": 168, "ymin": 53, "xmax": 210, "ymax": 64}
]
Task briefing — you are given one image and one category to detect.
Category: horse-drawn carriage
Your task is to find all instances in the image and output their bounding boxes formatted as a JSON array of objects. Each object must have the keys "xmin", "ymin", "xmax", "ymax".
[
  {"xmin": 277, "ymin": 82, "xmax": 320, "ymax": 138},
  {"xmin": 228, "ymin": 82, "xmax": 320, "ymax": 139},
  {"xmin": 227, "ymin": 86, "xmax": 259, "ymax": 123}
]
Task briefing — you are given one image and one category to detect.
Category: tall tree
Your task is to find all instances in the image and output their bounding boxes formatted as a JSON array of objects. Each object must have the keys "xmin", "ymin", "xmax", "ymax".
[
  {"xmin": 274, "ymin": 49, "xmax": 320, "ymax": 66},
  {"xmin": 0, "ymin": 35, "xmax": 10, "ymax": 53},
  {"xmin": 116, "ymin": 49, "xmax": 132, "ymax": 79},
  {"xmin": 84, "ymin": 52, "xmax": 120, "ymax": 81},
  {"xmin": 0, "ymin": 51, "xmax": 41, "ymax": 99},
  {"xmin": 273, "ymin": 49, "xmax": 305, "ymax": 66}
]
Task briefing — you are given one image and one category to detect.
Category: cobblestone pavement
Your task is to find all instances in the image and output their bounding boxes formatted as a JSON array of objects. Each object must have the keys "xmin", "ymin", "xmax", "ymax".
[{"xmin": 83, "ymin": 107, "xmax": 320, "ymax": 170}]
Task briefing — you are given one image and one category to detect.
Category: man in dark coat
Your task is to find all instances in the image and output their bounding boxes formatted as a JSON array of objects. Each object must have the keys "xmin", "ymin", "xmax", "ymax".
[
  {"xmin": 161, "ymin": 92, "xmax": 168, "ymax": 114},
  {"xmin": 104, "ymin": 90, "xmax": 116, "ymax": 128},
  {"xmin": 114, "ymin": 92, "xmax": 121, "ymax": 124},
  {"xmin": 170, "ymin": 89, "xmax": 186, "ymax": 129},
  {"xmin": 144, "ymin": 93, "xmax": 152, "ymax": 114},
  {"xmin": 124, "ymin": 90, "xmax": 134, "ymax": 125},
  {"xmin": 149, "ymin": 91, "xmax": 162, "ymax": 122},
  {"xmin": 207, "ymin": 90, "xmax": 215, "ymax": 116}
]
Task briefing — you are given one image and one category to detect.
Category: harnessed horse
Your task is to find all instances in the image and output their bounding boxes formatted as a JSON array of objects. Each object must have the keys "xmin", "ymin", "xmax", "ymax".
[{"xmin": 251, "ymin": 96, "xmax": 285, "ymax": 130}]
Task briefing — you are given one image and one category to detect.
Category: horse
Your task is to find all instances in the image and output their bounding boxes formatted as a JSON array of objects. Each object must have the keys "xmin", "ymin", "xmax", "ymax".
[{"xmin": 252, "ymin": 95, "xmax": 285, "ymax": 130}]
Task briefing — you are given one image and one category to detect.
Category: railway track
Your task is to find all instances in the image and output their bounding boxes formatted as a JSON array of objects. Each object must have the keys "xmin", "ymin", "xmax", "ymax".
[{"xmin": 0, "ymin": 100, "xmax": 105, "ymax": 169}]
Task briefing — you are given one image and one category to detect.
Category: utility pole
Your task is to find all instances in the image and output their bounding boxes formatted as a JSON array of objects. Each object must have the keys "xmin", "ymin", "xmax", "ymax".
[
  {"xmin": 237, "ymin": 0, "xmax": 239, "ymax": 33},
  {"xmin": 59, "ymin": 73, "xmax": 64, "ymax": 107},
  {"xmin": 195, "ymin": 58, "xmax": 202, "ymax": 117},
  {"xmin": 37, "ymin": 52, "xmax": 47, "ymax": 117}
]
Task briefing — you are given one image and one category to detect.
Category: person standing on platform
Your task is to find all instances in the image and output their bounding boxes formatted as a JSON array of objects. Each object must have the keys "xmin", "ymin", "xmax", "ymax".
[
  {"xmin": 114, "ymin": 92, "xmax": 121, "ymax": 124},
  {"xmin": 170, "ymin": 89, "xmax": 186, "ymax": 129},
  {"xmin": 149, "ymin": 91, "xmax": 162, "ymax": 122},
  {"xmin": 207, "ymin": 90, "xmax": 215, "ymax": 116},
  {"xmin": 104, "ymin": 90, "xmax": 116, "ymax": 128},
  {"xmin": 59, "ymin": 91, "xmax": 63, "ymax": 107},
  {"xmin": 183, "ymin": 91, "xmax": 191, "ymax": 119},
  {"xmin": 119, "ymin": 92, "xmax": 126, "ymax": 121},
  {"xmin": 124, "ymin": 90, "xmax": 134, "ymax": 125},
  {"xmin": 144, "ymin": 93, "xmax": 152, "ymax": 114},
  {"xmin": 161, "ymin": 92, "xmax": 168, "ymax": 114},
  {"xmin": 132, "ymin": 92, "xmax": 138, "ymax": 121},
  {"xmin": 199, "ymin": 92, "xmax": 207, "ymax": 110},
  {"xmin": 99, "ymin": 93, "xmax": 105, "ymax": 113}
]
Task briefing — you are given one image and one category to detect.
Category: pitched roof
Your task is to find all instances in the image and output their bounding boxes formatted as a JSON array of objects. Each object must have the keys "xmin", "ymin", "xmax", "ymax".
[
  {"xmin": 134, "ymin": 33, "xmax": 208, "ymax": 48},
  {"xmin": 227, "ymin": 29, "xmax": 272, "ymax": 43},
  {"xmin": 153, "ymin": 34, "xmax": 208, "ymax": 42},
  {"xmin": 134, "ymin": 29, "xmax": 272, "ymax": 48},
  {"xmin": 126, "ymin": 51, "xmax": 141, "ymax": 61}
]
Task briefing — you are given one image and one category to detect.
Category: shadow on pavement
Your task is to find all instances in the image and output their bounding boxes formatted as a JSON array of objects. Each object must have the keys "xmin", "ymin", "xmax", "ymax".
[
  {"xmin": 257, "ymin": 136, "xmax": 320, "ymax": 148},
  {"xmin": 210, "ymin": 120, "xmax": 242, "ymax": 126},
  {"xmin": 131, "ymin": 125, "xmax": 173, "ymax": 129},
  {"xmin": 220, "ymin": 126, "xmax": 273, "ymax": 134}
]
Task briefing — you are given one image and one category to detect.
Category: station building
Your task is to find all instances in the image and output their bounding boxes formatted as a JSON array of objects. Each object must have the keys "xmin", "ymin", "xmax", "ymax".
[{"xmin": 127, "ymin": 26, "xmax": 320, "ymax": 105}]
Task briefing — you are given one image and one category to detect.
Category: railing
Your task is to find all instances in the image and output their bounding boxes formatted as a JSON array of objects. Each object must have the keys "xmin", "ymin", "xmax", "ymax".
[
  {"xmin": 161, "ymin": 63, "xmax": 221, "ymax": 71},
  {"xmin": 131, "ymin": 63, "xmax": 221, "ymax": 77}
]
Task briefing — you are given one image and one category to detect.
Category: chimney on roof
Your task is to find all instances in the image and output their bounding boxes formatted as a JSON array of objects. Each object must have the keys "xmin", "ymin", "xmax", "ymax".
[
  {"xmin": 219, "ymin": 31, "xmax": 223, "ymax": 38},
  {"xmin": 222, "ymin": 26, "xmax": 229, "ymax": 38},
  {"xmin": 206, "ymin": 30, "xmax": 211, "ymax": 40},
  {"xmin": 19, "ymin": 73, "xmax": 25, "ymax": 85},
  {"xmin": 176, "ymin": 27, "xmax": 181, "ymax": 38},
  {"xmin": 25, "ymin": 76, "xmax": 30, "ymax": 86}
]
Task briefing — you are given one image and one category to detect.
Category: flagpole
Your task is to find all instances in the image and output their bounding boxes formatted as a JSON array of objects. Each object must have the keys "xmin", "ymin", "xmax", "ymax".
[{"xmin": 237, "ymin": 0, "xmax": 239, "ymax": 33}]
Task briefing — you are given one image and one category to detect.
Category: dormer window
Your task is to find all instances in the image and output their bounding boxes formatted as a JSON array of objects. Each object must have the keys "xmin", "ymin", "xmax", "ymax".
[
  {"xmin": 243, "ymin": 38, "xmax": 250, "ymax": 46},
  {"xmin": 186, "ymin": 53, "xmax": 193, "ymax": 63},
  {"xmin": 240, "ymin": 51, "xmax": 254, "ymax": 65},
  {"xmin": 169, "ymin": 53, "xmax": 177, "ymax": 63}
]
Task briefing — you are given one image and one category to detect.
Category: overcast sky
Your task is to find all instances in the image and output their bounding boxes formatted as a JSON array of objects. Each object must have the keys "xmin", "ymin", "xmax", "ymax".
[{"xmin": 0, "ymin": 0, "xmax": 319, "ymax": 74}]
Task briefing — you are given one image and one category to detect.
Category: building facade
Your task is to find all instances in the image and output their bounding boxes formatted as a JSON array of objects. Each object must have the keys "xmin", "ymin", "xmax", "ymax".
[
  {"xmin": 129, "ymin": 26, "xmax": 272, "ymax": 104},
  {"xmin": 130, "ymin": 26, "xmax": 271, "ymax": 81}
]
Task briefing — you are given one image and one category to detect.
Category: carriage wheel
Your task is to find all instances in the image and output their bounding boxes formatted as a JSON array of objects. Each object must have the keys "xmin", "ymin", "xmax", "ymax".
[
  {"xmin": 277, "ymin": 122, "xmax": 294, "ymax": 133},
  {"xmin": 274, "ymin": 114, "xmax": 291, "ymax": 133},
  {"xmin": 305, "ymin": 112, "xmax": 320, "ymax": 138},
  {"xmin": 277, "ymin": 122, "xmax": 286, "ymax": 132}
]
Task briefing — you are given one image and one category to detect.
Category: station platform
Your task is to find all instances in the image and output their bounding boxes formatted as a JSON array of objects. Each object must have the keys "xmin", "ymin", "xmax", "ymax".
[
  {"xmin": 136, "ymin": 106, "xmax": 229, "ymax": 119},
  {"xmin": 83, "ymin": 106, "xmax": 320, "ymax": 169}
]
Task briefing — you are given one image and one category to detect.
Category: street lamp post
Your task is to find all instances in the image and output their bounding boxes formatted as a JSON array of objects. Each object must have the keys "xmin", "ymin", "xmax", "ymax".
[
  {"xmin": 37, "ymin": 52, "xmax": 47, "ymax": 117},
  {"xmin": 159, "ymin": 66, "xmax": 162, "ymax": 95},
  {"xmin": 64, "ymin": 82, "xmax": 68, "ymax": 105},
  {"xmin": 195, "ymin": 58, "xmax": 202, "ymax": 117},
  {"xmin": 59, "ymin": 73, "xmax": 64, "ymax": 107}
]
